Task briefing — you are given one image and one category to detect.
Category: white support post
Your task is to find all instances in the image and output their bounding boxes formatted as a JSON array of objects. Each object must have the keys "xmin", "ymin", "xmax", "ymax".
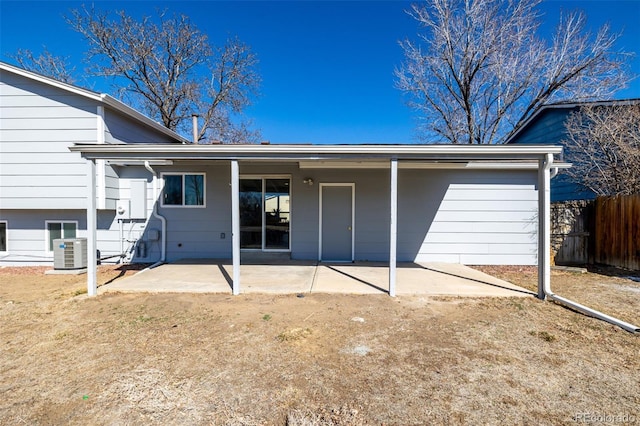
[
  {"xmin": 96, "ymin": 106, "xmax": 106, "ymax": 210},
  {"xmin": 87, "ymin": 159, "xmax": 97, "ymax": 296},
  {"xmin": 231, "ymin": 160, "xmax": 241, "ymax": 295},
  {"xmin": 537, "ymin": 155, "xmax": 551, "ymax": 300},
  {"xmin": 389, "ymin": 158, "xmax": 398, "ymax": 297}
]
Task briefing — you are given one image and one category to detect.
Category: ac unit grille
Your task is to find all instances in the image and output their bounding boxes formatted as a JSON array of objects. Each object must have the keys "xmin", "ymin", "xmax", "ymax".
[{"xmin": 53, "ymin": 238, "xmax": 88, "ymax": 270}]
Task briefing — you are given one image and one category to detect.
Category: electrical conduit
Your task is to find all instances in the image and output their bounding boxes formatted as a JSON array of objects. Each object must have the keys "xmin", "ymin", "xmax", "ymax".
[{"xmin": 143, "ymin": 161, "xmax": 167, "ymax": 269}]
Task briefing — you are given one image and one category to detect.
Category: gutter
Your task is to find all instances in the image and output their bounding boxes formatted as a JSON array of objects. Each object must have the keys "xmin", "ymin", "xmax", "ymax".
[
  {"xmin": 543, "ymin": 154, "xmax": 639, "ymax": 333},
  {"xmin": 143, "ymin": 161, "xmax": 167, "ymax": 269}
]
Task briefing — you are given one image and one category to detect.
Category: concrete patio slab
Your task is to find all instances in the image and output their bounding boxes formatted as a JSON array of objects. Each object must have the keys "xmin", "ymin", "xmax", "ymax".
[{"xmin": 99, "ymin": 259, "xmax": 533, "ymax": 297}]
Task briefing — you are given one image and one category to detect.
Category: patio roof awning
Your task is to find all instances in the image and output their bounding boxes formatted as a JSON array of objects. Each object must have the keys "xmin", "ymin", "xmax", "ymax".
[
  {"xmin": 74, "ymin": 143, "xmax": 564, "ymax": 301},
  {"xmin": 70, "ymin": 143, "xmax": 563, "ymax": 163}
]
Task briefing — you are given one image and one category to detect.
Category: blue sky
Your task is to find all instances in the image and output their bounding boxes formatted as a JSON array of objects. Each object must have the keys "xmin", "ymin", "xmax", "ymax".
[{"xmin": 1, "ymin": 0, "xmax": 639, "ymax": 144}]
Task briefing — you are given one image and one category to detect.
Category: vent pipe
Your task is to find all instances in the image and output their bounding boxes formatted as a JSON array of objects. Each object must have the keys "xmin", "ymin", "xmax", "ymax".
[{"xmin": 192, "ymin": 114, "xmax": 198, "ymax": 143}]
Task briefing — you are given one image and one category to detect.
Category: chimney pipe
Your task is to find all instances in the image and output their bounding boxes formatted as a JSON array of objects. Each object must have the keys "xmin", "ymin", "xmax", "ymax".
[{"xmin": 191, "ymin": 114, "xmax": 198, "ymax": 143}]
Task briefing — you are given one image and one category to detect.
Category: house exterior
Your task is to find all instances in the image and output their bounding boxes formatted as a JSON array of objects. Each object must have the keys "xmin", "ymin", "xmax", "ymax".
[
  {"xmin": 0, "ymin": 61, "xmax": 188, "ymax": 265},
  {"xmin": 1, "ymin": 61, "xmax": 565, "ymax": 298},
  {"xmin": 70, "ymin": 143, "xmax": 565, "ymax": 298},
  {"xmin": 506, "ymin": 99, "xmax": 640, "ymax": 201}
]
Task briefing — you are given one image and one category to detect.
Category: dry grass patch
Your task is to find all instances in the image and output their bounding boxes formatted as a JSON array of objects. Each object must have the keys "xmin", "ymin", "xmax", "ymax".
[{"xmin": 0, "ymin": 265, "xmax": 638, "ymax": 424}]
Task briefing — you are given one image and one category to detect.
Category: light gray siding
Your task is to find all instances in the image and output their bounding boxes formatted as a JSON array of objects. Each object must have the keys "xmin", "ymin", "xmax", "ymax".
[
  {"xmin": 0, "ymin": 71, "xmax": 97, "ymax": 209},
  {"xmin": 1, "ymin": 68, "xmax": 183, "ymax": 213},
  {"xmin": 398, "ymin": 169, "xmax": 538, "ymax": 265},
  {"xmin": 0, "ymin": 65, "xmax": 188, "ymax": 265},
  {"xmin": 104, "ymin": 108, "xmax": 180, "ymax": 144},
  {"xmin": 120, "ymin": 164, "xmax": 538, "ymax": 265},
  {"xmin": 153, "ymin": 163, "xmax": 232, "ymax": 261}
]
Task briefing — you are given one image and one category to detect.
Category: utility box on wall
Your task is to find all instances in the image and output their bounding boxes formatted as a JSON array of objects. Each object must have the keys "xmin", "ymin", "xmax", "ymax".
[
  {"xmin": 130, "ymin": 180, "xmax": 147, "ymax": 219},
  {"xmin": 116, "ymin": 200, "xmax": 130, "ymax": 219}
]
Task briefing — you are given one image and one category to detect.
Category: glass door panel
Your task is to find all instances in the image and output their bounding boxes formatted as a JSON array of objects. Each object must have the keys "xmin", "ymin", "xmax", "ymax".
[
  {"xmin": 239, "ymin": 179, "xmax": 263, "ymax": 249},
  {"xmin": 264, "ymin": 179, "xmax": 290, "ymax": 250}
]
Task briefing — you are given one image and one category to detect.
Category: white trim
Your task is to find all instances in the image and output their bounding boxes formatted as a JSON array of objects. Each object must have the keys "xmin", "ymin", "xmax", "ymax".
[
  {"xmin": 318, "ymin": 183, "xmax": 355, "ymax": 262},
  {"xmin": 0, "ymin": 61, "xmax": 188, "ymax": 144},
  {"xmin": 0, "ymin": 220, "xmax": 7, "ymax": 253},
  {"xmin": 44, "ymin": 220, "xmax": 79, "ymax": 253},
  {"xmin": 538, "ymin": 154, "xmax": 552, "ymax": 299},
  {"xmin": 71, "ymin": 143, "xmax": 564, "ymax": 159},
  {"xmin": 96, "ymin": 106, "xmax": 106, "ymax": 210},
  {"xmin": 87, "ymin": 159, "xmax": 97, "ymax": 297},
  {"xmin": 389, "ymin": 159, "xmax": 398, "ymax": 297},
  {"xmin": 160, "ymin": 172, "xmax": 207, "ymax": 208},
  {"xmin": 300, "ymin": 161, "xmax": 389, "ymax": 169},
  {"xmin": 299, "ymin": 160, "xmax": 569, "ymax": 170},
  {"xmin": 231, "ymin": 160, "xmax": 240, "ymax": 295}
]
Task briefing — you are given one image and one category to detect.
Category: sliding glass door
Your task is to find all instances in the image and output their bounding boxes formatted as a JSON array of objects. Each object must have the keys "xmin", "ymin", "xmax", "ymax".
[
  {"xmin": 239, "ymin": 177, "xmax": 290, "ymax": 251},
  {"xmin": 239, "ymin": 179, "xmax": 263, "ymax": 249}
]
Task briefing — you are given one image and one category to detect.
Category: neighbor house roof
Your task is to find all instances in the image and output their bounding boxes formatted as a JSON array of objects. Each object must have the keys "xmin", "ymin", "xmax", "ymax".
[
  {"xmin": 0, "ymin": 61, "xmax": 189, "ymax": 144},
  {"xmin": 506, "ymin": 98, "xmax": 640, "ymax": 144}
]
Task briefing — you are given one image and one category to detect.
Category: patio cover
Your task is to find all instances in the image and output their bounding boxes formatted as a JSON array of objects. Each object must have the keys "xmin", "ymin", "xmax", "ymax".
[{"xmin": 70, "ymin": 143, "xmax": 567, "ymax": 299}]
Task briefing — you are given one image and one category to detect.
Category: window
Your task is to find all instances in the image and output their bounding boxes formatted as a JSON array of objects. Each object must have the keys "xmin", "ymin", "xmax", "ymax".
[
  {"xmin": 46, "ymin": 221, "xmax": 77, "ymax": 252},
  {"xmin": 0, "ymin": 221, "xmax": 6, "ymax": 252},
  {"xmin": 162, "ymin": 173, "xmax": 205, "ymax": 207},
  {"xmin": 239, "ymin": 177, "xmax": 290, "ymax": 251}
]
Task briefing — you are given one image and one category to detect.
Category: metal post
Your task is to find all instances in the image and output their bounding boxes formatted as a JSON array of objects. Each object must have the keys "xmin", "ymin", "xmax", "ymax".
[
  {"xmin": 87, "ymin": 159, "xmax": 97, "ymax": 296},
  {"xmin": 231, "ymin": 160, "xmax": 240, "ymax": 295},
  {"xmin": 389, "ymin": 158, "xmax": 398, "ymax": 297},
  {"xmin": 537, "ymin": 155, "xmax": 551, "ymax": 300}
]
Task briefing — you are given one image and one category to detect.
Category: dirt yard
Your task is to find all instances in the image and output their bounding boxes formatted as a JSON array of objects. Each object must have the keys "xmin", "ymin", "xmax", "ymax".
[{"xmin": 0, "ymin": 264, "xmax": 638, "ymax": 425}]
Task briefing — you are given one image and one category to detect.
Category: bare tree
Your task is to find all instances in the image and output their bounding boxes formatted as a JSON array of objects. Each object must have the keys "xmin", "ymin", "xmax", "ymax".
[
  {"xmin": 563, "ymin": 102, "xmax": 640, "ymax": 196},
  {"xmin": 66, "ymin": 7, "xmax": 260, "ymax": 143},
  {"xmin": 10, "ymin": 48, "xmax": 76, "ymax": 84},
  {"xmin": 396, "ymin": 0, "xmax": 632, "ymax": 144}
]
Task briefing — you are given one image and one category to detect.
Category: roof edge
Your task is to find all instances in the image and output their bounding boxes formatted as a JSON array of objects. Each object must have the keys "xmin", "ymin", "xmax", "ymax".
[
  {"xmin": 70, "ymin": 143, "xmax": 564, "ymax": 162},
  {"xmin": 100, "ymin": 94, "xmax": 190, "ymax": 144},
  {"xmin": 1, "ymin": 61, "xmax": 189, "ymax": 144},
  {"xmin": 1, "ymin": 61, "xmax": 101, "ymax": 101},
  {"xmin": 506, "ymin": 98, "xmax": 640, "ymax": 144}
]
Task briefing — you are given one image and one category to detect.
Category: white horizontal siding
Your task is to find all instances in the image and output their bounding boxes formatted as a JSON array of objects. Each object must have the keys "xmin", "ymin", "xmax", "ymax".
[
  {"xmin": 415, "ymin": 253, "xmax": 536, "ymax": 264},
  {"xmin": 440, "ymin": 188, "xmax": 537, "ymax": 200},
  {"xmin": 0, "ymin": 92, "xmax": 97, "ymax": 109},
  {"xmin": 1, "ymin": 71, "xmax": 100, "ymax": 210},
  {"xmin": 0, "ymin": 105, "xmax": 95, "ymax": 119},
  {"xmin": 0, "ymin": 175, "xmax": 87, "ymax": 187},
  {"xmin": 0, "ymin": 140, "xmax": 91, "ymax": 153},
  {"xmin": 432, "ymin": 210, "xmax": 536, "ymax": 222},
  {"xmin": 1, "ymin": 117, "xmax": 97, "ymax": 130},
  {"xmin": 422, "ymin": 232, "xmax": 535, "ymax": 244},
  {"xmin": 438, "ymin": 199, "xmax": 538, "ymax": 211},
  {"xmin": 401, "ymin": 169, "xmax": 539, "ymax": 266},
  {"xmin": 1, "ymin": 198, "xmax": 87, "ymax": 209},
  {"xmin": 0, "ymin": 129, "xmax": 96, "ymax": 142},
  {"xmin": 427, "ymin": 221, "xmax": 536, "ymax": 233}
]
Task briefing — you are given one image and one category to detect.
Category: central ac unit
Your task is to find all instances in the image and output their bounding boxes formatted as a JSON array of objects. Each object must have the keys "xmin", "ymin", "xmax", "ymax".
[{"xmin": 53, "ymin": 238, "xmax": 88, "ymax": 270}]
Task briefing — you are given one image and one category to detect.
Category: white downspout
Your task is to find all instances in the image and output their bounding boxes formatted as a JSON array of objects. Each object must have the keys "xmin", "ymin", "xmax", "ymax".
[
  {"xmin": 541, "ymin": 154, "xmax": 639, "ymax": 333},
  {"xmin": 144, "ymin": 161, "xmax": 167, "ymax": 269}
]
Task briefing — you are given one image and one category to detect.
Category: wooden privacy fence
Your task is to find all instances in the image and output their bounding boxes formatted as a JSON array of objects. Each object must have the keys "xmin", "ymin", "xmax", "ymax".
[
  {"xmin": 552, "ymin": 194, "xmax": 640, "ymax": 271},
  {"xmin": 593, "ymin": 195, "xmax": 640, "ymax": 270}
]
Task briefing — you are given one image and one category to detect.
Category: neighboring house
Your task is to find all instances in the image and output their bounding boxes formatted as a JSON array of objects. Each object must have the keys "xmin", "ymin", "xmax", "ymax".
[
  {"xmin": 506, "ymin": 99, "xmax": 640, "ymax": 201},
  {"xmin": 0, "ymin": 61, "xmax": 188, "ymax": 265}
]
